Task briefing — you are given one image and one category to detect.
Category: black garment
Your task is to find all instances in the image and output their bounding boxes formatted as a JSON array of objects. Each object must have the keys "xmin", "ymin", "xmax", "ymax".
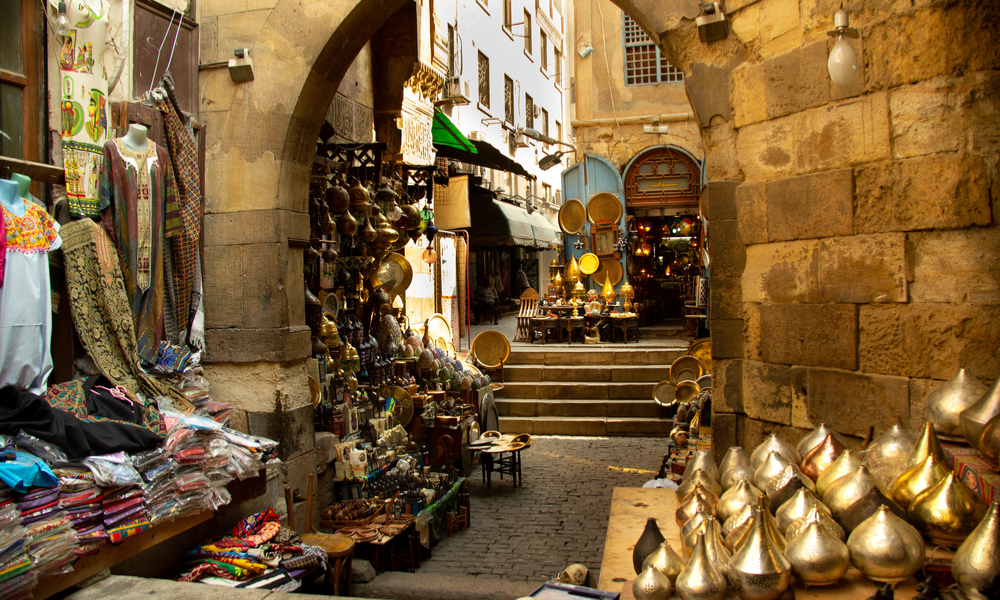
[{"xmin": 0, "ymin": 383, "xmax": 161, "ymax": 459}]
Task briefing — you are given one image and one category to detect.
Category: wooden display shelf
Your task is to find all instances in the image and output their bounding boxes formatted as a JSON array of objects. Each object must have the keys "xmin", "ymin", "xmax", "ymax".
[{"xmin": 599, "ymin": 488, "xmax": 929, "ymax": 599}]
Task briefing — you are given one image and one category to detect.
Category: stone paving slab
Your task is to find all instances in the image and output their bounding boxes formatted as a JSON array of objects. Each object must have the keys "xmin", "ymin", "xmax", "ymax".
[{"xmin": 413, "ymin": 436, "xmax": 667, "ymax": 584}]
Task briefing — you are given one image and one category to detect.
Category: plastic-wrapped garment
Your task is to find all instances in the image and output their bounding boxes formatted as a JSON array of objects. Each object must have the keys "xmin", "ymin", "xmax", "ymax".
[
  {"xmin": 14, "ymin": 432, "xmax": 68, "ymax": 466},
  {"xmin": 81, "ymin": 456, "xmax": 141, "ymax": 487},
  {"xmin": 130, "ymin": 446, "xmax": 167, "ymax": 471},
  {"xmin": 0, "ymin": 452, "xmax": 57, "ymax": 493}
]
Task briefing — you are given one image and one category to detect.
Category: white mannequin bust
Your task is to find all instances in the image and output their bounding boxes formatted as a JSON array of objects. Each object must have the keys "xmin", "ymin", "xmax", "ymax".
[
  {"xmin": 122, "ymin": 124, "xmax": 149, "ymax": 153},
  {"xmin": 0, "ymin": 179, "xmax": 25, "ymax": 217}
]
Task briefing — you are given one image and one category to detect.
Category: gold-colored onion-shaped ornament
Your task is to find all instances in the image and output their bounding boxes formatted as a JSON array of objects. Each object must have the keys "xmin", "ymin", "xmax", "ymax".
[
  {"xmin": 359, "ymin": 214, "xmax": 378, "ymax": 243},
  {"xmin": 753, "ymin": 451, "xmax": 791, "ymax": 491},
  {"xmin": 890, "ymin": 453, "xmax": 949, "ymax": 511},
  {"xmin": 633, "ymin": 564, "xmax": 672, "ymax": 600},
  {"xmin": 642, "ymin": 540, "xmax": 686, "ymax": 583},
  {"xmin": 683, "ymin": 516, "xmax": 732, "ymax": 563},
  {"xmin": 750, "ymin": 434, "xmax": 801, "ymax": 469},
  {"xmin": 719, "ymin": 447, "xmax": 751, "ymax": 482},
  {"xmin": 908, "ymin": 473, "xmax": 987, "ymax": 548},
  {"xmin": 786, "ymin": 506, "xmax": 846, "ymax": 543},
  {"xmin": 951, "ymin": 500, "xmax": 1000, "ymax": 597},
  {"xmin": 801, "ymin": 433, "xmax": 847, "ymax": 481},
  {"xmin": 980, "ymin": 413, "xmax": 1000, "ymax": 466},
  {"xmin": 775, "ymin": 488, "xmax": 830, "ymax": 534},
  {"xmin": 724, "ymin": 503, "xmax": 792, "ymax": 600},
  {"xmin": 678, "ymin": 470, "xmax": 723, "ymax": 503},
  {"xmin": 816, "ymin": 449, "xmax": 864, "ymax": 500},
  {"xmin": 795, "ymin": 423, "xmax": 849, "ymax": 465},
  {"xmin": 764, "ymin": 463, "xmax": 815, "ymax": 511},
  {"xmin": 682, "ymin": 512, "xmax": 710, "ymax": 543},
  {"xmin": 905, "ymin": 422, "xmax": 948, "ymax": 471},
  {"xmin": 683, "ymin": 449, "xmax": 720, "ymax": 484},
  {"xmin": 728, "ymin": 497, "xmax": 786, "ymax": 554},
  {"xmin": 847, "ymin": 505, "xmax": 925, "ymax": 584},
  {"xmin": 676, "ymin": 532, "xmax": 728, "ymax": 600},
  {"xmin": 924, "ymin": 368, "xmax": 989, "ymax": 439},
  {"xmin": 784, "ymin": 511, "xmax": 850, "ymax": 587},
  {"xmin": 960, "ymin": 357, "xmax": 1000, "ymax": 448},
  {"xmin": 722, "ymin": 504, "xmax": 752, "ymax": 540},
  {"xmin": 722, "ymin": 463, "xmax": 756, "ymax": 492},
  {"xmin": 718, "ymin": 479, "xmax": 762, "ymax": 523},
  {"xmin": 676, "ymin": 483, "xmax": 719, "ymax": 529},
  {"xmin": 601, "ymin": 276, "xmax": 617, "ymax": 303},
  {"xmin": 824, "ymin": 465, "xmax": 879, "ymax": 531},
  {"xmin": 565, "ymin": 255, "xmax": 582, "ymax": 285},
  {"xmin": 866, "ymin": 424, "xmax": 917, "ymax": 495}
]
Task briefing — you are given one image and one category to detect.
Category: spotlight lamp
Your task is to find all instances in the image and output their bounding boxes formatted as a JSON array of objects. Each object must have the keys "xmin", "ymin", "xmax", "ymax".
[{"xmin": 826, "ymin": 6, "xmax": 860, "ymax": 87}]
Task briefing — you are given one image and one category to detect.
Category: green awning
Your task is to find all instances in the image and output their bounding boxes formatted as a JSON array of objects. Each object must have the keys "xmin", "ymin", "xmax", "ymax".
[{"xmin": 432, "ymin": 111, "xmax": 477, "ymax": 153}]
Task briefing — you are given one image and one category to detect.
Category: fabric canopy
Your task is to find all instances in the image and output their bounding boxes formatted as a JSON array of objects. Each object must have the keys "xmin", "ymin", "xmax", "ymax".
[
  {"xmin": 435, "ymin": 139, "xmax": 534, "ymax": 179},
  {"xmin": 467, "ymin": 194, "xmax": 550, "ymax": 248},
  {"xmin": 527, "ymin": 211, "xmax": 558, "ymax": 246},
  {"xmin": 432, "ymin": 111, "xmax": 477, "ymax": 153}
]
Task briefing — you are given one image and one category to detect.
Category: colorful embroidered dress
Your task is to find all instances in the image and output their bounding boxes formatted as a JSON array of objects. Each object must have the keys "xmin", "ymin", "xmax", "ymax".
[
  {"xmin": 0, "ymin": 201, "xmax": 61, "ymax": 394},
  {"xmin": 99, "ymin": 138, "xmax": 181, "ymax": 365}
]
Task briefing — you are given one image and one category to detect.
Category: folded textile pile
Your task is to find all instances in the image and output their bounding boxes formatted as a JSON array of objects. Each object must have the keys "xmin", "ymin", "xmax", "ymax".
[
  {"xmin": 131, "ymin": 447, "xmax": 175, "ymax": 525},
  {"xmin": 18, "ymin": 484, "xmax": 78, "ymax": 577},
  {"xmin": 102, "ymin": 485, "xmax": 150, "ymax": 545},
  {"xmin": 0, "ymin": 487, "xmax": 35, "ymax": 600},
  {"xmin": 55, "ymin": 469, "xmax": 105, "ymax": 556}
]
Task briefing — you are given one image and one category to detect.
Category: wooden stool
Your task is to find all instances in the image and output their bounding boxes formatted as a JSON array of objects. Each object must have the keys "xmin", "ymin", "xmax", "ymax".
[
  {"xmin": 297, "ymin": 474, "xmax": 355, "ymax": 596},
  {"xmin": 445, "ymin": 506, "xmax": 469, "ymax": 536}
]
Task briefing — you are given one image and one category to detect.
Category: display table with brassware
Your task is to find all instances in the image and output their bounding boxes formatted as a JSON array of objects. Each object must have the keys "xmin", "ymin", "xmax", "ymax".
[{"xmin": 598, "ymin": 488, "xmax": 930, "ymax": 599}]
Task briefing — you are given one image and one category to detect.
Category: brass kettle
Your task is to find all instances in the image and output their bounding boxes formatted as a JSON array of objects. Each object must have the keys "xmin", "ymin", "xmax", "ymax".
[
  {"xmin": 908, "ymin": 472, "xmax": 987, "ymax": 548},
  {"xmin": 951, "ymin": 500, "xmax": 1000, "ymax": 597},
  {"xmin": 847, "ymin": 505, "xmax": 925, "ymax": 584},
  {"xmin": 784, "ymin": 510, "xmax": 850, "ymax": 586}
]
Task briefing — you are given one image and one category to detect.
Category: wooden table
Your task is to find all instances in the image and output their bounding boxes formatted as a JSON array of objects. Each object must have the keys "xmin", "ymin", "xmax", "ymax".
[
  {"xmin": 599, "ymin": 488, "xmax": 925, "ymax": 599},
  {"xmin": 529, "ymin": 317, "xmax": 563, "ymax": 343}
]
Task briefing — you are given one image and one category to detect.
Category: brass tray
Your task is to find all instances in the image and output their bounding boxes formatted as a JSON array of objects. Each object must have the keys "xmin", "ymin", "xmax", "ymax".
[
  {"xmin": 471, "ymin": 330, "xmax": 510, "ymax": 368},
  {"xmin": 558, "ymin": 198, "xmax": 587, "ymax": 235},
  {"xmin": 587, "ymin": 192, "xmax": 623, "ymax": 225},
  {"xmin": 695, "ymin": 374, "xmax": 713, "ymax": 391},
  {"xmin": 675, "ymin": 380, "xmax": 701, "ymax": 403},
  {"xmin": 652, "ymin": 380, "xmax": 677, "ymax": 405},
  {"xmin": 687, "ymin": 338, "xmax": 712, "ymax": 373},
  {"xmin": 426, "ymin": 313, "xmax": 451, "ymax": 345},
  {"xmin": 671, "ymin": 355, "xmax": 705, "ymax": 385},
  {"xmin": 578, "ymin": 252, "xmax": 600, "ymax": 275},
  {"xmin": 379, "ymin": 385, "xmax": 414, "ymax": 427},
  {"xmin": 378, "ymin": 253, "xmax": 413, "ymax": 297},
  {"xmin": 592, "ymin": 259, "xmax": 623, "ymax": 286}
]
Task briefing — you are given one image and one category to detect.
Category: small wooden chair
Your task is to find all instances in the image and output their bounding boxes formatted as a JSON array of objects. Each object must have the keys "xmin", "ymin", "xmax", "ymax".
[
  {"xmin": 515, "ymin": 287, "xmax": 540, "ymax": 341},
  {"xmin": 297, "ymin": 474, "xmax": 355, "ymax": 597}
]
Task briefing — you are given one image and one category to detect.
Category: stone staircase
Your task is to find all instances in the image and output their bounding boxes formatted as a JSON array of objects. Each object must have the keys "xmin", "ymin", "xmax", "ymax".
[{"xmin": 496, "ymin": 347, "xmax": 686, "ymax": 436}]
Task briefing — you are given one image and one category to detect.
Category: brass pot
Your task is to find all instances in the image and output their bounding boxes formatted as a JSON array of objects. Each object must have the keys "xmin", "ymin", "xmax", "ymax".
[
  {"xmin": 925, "ymin": 368, "xmax": 989, "ymax": 440},
  {"xmin": 683, "ymin": 516, "xmax": 732, "ymax": 564},
  {"xmin": 890, "ymin": 453, "xmax": 949, "ymax": 511},
  {"xmin": 866, "ymin": 424, "xmax": 916, "ymax": 495},
  {"xmin": 753, "ymin": 451, "xmax": 790, "ymax": 491},
  {"xmin": 951, "ymin": 500, "xmax": 1000, "ymax": 597},
  {"xmin": 721, "ymin": 463, "xmax": 756, "ymax": 492},
  {"xmin": 642, "ymin": 540, "xmax": 686, "ymax": 583},
  {"xmin": 908, "ymin": 473, "xmax": 987, "ymax": 548},
  {"xmin": 718, "ymin": 479, "xmax": 762, "ymax": 523},
  {"xmin": 795, "ymin": 423, "xmax": 849, "ymax": 464},
  {"xmin": 684, "ymin": 449, "xmax": 720, "ymax": 484},
  {"xmin": 724, "ymin": 502, "xmax": 792, "ymax": 600},
  {"xmin": 764, "ymin": 463, "xmax": 815, "ymax": 510},
  {"xmin": 676, "ymin": 532, "xmax": 727, "ymax": 600},
  {"xmin": 978, "ymin": 413, "xmax": 1000, "ymax": 467},
  {"xmin": 719, "ymin": 447, "xmax": 751, "ymax": 484},
  {"xmin": 633, "ymin": 564, "xmax": 672, "ymax": 600},
  {"xmin": 676, "ymin": 484, "xmax": 719, "ymax": 529},
  {"xmin": 678, "ymin": 470, "xmax": 723, "ymax": 502},
  {"xmin": 784, "ymin": 511, "xmax": 850, "ymax": 586},
  {"xmin": 775, "ymin": 488, "xmax": 830, "ymax": 534},
  {"xmin": 816, "ymin": 449, "xmax": 863, "ymax": 500},
  {"xmin": 847, "ymin": 505, "xmax": 925, "ymax": 584},
  {"xmin": 750, "ymin": 434, "xmax": 801, "ymax": 469},
  {"xmin": 905, "ymin": 421, "xmax": 948, "ymax": 471},
  {"xmin": 786, "ymin": 506, "xmax": 846, "ymax": 542},
  {"xmin": 801, "ymin": 433, "xmax": 847, "ymax": 481},
  {"xmin": 960, "ymin": 360, "xmax": 1000, "ymax": 448}
]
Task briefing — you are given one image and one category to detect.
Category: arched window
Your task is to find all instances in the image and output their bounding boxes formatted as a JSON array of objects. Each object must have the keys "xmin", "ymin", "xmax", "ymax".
[{"xmin": 623, "ymin": 146, "xmax": 701, "ymax": 207}]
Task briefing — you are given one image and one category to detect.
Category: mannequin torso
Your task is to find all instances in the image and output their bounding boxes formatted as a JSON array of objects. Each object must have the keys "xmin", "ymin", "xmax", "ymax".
[
  {"xmin": 0, "ymin": 180, "xmax": 24, "ymax": 217},
  {"xmin": 122, "ymin": 124, "xmax": 149, "ymax": 153}
]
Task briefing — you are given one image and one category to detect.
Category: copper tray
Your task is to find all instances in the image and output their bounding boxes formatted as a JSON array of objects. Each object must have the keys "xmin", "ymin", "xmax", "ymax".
[
  {"xmin": 592, "ymin": 259, "xmax": 623, "ymax": 286},
  {"xmin": 471, "ymin": 330, "xmax": 510, "ymax": 368},
  {"xmin": 378, "ymin": 252, "xmax": 413, "ymax": 297},
  {"xmin": 587, "ymin": 192, "xmax": 623, "ymax": 225},
  {"xmin": 670, "ymin": 355, "xmax": 705, "ymax": 385},
  {"xmin": 687, "ymin": 338, "xmax": 712, "ymax": 373},
  {"xmin": 558, "ymin": 198, "xmax": 587, "ymax": 235}
]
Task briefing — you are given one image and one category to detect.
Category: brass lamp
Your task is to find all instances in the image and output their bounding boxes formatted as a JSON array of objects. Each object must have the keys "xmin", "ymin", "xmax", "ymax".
[
  {"xmin": 620, "ymin": 275, "xmax": 635, "ymax": 313},
  {"xmin": 601, "ymin": 277, "xmax": 617, "ymax": 304},
  {"xmin": 571, "ymin": 281, "xmax": 586, "ymax": 317}
]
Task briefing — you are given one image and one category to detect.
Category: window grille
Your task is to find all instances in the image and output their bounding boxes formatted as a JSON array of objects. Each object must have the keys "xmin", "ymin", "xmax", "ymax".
[
  {"xmin": 622, "ymin": 13, "xmax": 683, "ymax": 86},
  {"xmin": 525, "ymin": 94, "xmax": 534, "ymax": 129},
  {"xmin": 541, "ymin": 108, "xmax": 549, "ymax": 139},
  {"xmin": 504, "ymin": 75, "xmax": 514, "ymax": 124},
  {"xmin": 540, "ymin": 32, "xmax": 548, "ymax": 71},
  {"xmin": 478, "ymin": 52, "xmax": 490, "ymax": 107},
  {"xmin": 524, "ymin": 11, "xmax": 532, "ymax": 54}
]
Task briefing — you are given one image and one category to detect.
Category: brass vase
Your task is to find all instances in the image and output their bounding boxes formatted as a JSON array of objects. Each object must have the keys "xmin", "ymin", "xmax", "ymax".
[
  {"xmin": 678, "ymin": 470, "xmax": 723, "ymax": 502},
  {"xmin": 718, "ymin": 479, "xmax": 762, "ymax": 523},
  {"xmin": 866, "ymin": 424, "xmax": 916, "ymax": 495},
  {"xmin": 960, "ymin": 358, "xmax": 1000, "ymax": 448},
  {"xmin": 890, "ymin": 453, "xmax": 949, "ymax": 511},
  {"xmin": 905, "ymin": 421, "xmax": 948, "ymax": 471},
  {"xmin": 908, "ymin": 472, "xmax": 987, "ymax": 548},
  {"xmin": 683, "ymin": 516, "xmax": 732, "ymax": 563},
  {"xmin": 816, "ymin": 449, "xmax": 863, "ymax": 499},
  {"xmin": 951, "ymin": 500, "xmax": 1000, "ymax": 597},
  {"xmin": 795, "ymin": 423, "xmax": 849, "ymax": 464},
  {"xmin": 676, "ymin": 532, "xmax": 727, "ymax": 600},
  {"xmin": 642, "ymin": 540, "xmax": 686, "ymax": 583},
  {"xmin": 676, "ymin": 483, "xmax": 719, "ymax": 529},
  {"xmin": 750, "ymin": 434, "xmax": 801, "ymax": 469},
  {"xmin": 633, "ymin": 517, "xmax": 666, "ymax": 574},
  {"xmin": 784, "ymin": 511, "xmax": 850, "ymax": 586},
  {"xmin": 633, "ymin": 564, "xmax": 672, "ymax": 600},
  {"xmin": 775, "ymin": 488, "xmax": 830, "ymax": 534},
  {"xmin": 753, "ymin": 451, "xmax": 790, "ymax": 491},
  {"xmin": 764, "ymin": 463, "xmax": 815, "ymax": 511},
  {"xmin": 722, "ymin": 463, "xmax": 756, "ymax": 492},
  {"xmin": 724, "ymin": 502, "xmax": 792, "ymax": 600},
  {"xmin": 800, "ymin": 433, "xmax": 847, "ymax": 481},
  {"xmin": 925, "ymin": 368, "xmax": 989, "ymax": 440},
  {"xmin": 847, "ymin": 505, "xmax": 925, "ymax": 584},
  {"xmin": 684, "ymin": 449, "xmax": 720, "ymax": 484},
  {"xmin": 980, "ymin": 413, "xmax": 1000, "ymax": 466},
  {"xmin": 786, "ymin": 506, "xmax": 846, "ymax": 542}
]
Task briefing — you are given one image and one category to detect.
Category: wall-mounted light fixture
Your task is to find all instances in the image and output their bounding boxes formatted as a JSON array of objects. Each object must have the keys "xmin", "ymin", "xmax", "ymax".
[
  {"xmin": 55, "ymin": 2, "xmax": 72, "ymax": 36},
  {"xmin": 519, "ymin": 127, "xmax": 577, "ymax": 171},
  {"xmin": 228, "ymin": 48, "xmax": 255, "ymax": 83},
  {"xmin": 577, "ymin": 42, "xmax": 594, "ymax": 58},
  {"xmin": 827, "ymin": 6, "xmax": 859, "ymax": 87}
]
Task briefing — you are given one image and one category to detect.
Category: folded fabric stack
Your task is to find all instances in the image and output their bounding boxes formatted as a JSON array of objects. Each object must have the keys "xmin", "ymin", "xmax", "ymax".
[
  {"xmin": 0, "ymin": 486, "xmax": 35, "ymax": 600},
  {"xmin": 56, "ymin": 471, "xmax": 105, "ymax": 556},
  {"xmin": 18, "ymin": 485, "xmax": 78, "ymax": 577},
  {"xmin": 102, "ymin": 485, "xmax": 150, "ymax": 545},
  {"xmin": 131, "ymin": 447, "xmax": 175, "ymax": 525},
  {"xmin": 167, "ymin": 367, "xmax": 236, "ymax": 425}
]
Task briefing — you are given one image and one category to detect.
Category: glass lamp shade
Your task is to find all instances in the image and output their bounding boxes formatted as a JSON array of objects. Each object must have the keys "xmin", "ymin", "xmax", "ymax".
[
  {"xmin": 422, "ymin": 248, "xmax": 438, "ymax": 264},
  {"xmin": 572, "ymin": 280, "xmax": 586, "ymax": 300},
  {"xmin": 828, "ymin": 37, "xmax": 859, "ymax": 86}
]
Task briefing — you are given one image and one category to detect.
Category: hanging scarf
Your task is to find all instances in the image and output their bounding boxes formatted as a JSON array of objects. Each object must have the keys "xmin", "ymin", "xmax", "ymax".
[{"xmin": 0, "ymin": 205, "xmax": 5, "ymax": 287}]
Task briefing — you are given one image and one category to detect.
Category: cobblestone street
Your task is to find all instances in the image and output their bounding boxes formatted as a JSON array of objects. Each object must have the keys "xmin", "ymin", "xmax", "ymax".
[{"xmin": 416, "ymin": 436, "xmax": 668, "ymax": 583}]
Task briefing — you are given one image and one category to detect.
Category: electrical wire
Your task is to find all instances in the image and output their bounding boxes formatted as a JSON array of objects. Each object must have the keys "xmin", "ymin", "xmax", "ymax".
[
  {"xmin": 593, "ymin": 0, "xmax": 625, "ymax": 144},
  {"xmin": 147, "ymin": 8, "xmax": 179, "ymax": 94}
]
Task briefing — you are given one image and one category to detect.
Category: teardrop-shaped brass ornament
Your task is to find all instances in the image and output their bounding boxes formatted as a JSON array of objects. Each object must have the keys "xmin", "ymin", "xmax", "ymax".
[
  {"xmin": 890, "ymin": 453, "xmax": 949, "ymax": 511},
  {"xmin": 676, "ymin": 483, "xmax": 719, "ymax": 529},
  {"xmin": 800, "ymin": 433, "xmax": 847, "ymax": 481},
  {"xmin": 678, "ymin": 469, "xmax": 723, "ymax": 503},
  {"xmin": 847, "ymin": 505, "xmax": 925, "ymax": 584},
  {"xmin": 728, "ymin": 497, "xmax": 786, "ymax": 554},
  {"xmin": 721, "ymin": 463, "xmax": 756, "ymax": 492},
  {"xmin": 764, "ymin": 463, "xmax": 816, "ymax": 510},
  {"xmin": 682, "ymin": 511, "xmax": 710, "ymax": 543},
  {"xmin": 722, "ymin": 503, "xmax": 753, "ymax": 538},
  {"xmin": 775, "ymin": 488, "xmax": 830, "ymax": 534},
  {"xmin": 633, "ymin": 564, "xmax": 673, "ymax": 600},
  {"xmin": 816, "ymin": 449, "xmax": 863, "ymax": 499},
  {"xmin": 725, "ymin": 501, "xmax": 792, "ymax": 600},
  {"xmin": 683, "ymin": 516, "xmax": 732, "ymax": 563},
  {"xmin": 925, "ymin": 368, "xmax": 989, "ymax": 440},
  {"xmin": 753, "ymin": 451, "xmax": 790, "ymax": 491},
  {"xmin": 786, "ymin": 506, "xmax": 846, "ymax": 542},
  {"xmin": 684, "ymin": 449, "xmax": 720, "ymax": 484},
  {"xmin": 980, "ymin": 413, "xmax": 1000, "ymax": 467},
  {"xmin": 676, "ymin": 532, "xmax": 727, "ymax": 600},
  {"xmin": 784, "ymin": 511, "xmax": 850, "ymax": 587},
  {"xmin": 905, "ymin": 422, "xmax": 948, "ymax": 471},
  {"xmin": 642, "ymin": 540, "xmax": 686, "ymax": 583},
  {"xmin": 796, "ymin": 423, "xmax": 849, "ymax": 464},
  {"xmin": 866, "ymin": 424, "xmax": 917, "ymax": 495},
  {"xmin": 824, "ymin": 465, "xmax": 878, "ymax": 530},
  {"xmin": 750, "ymin": 434, "xmax": 801, "ymax": 469},
  {"xmin": 909, "ymin": 472, "xmax": 987, "ymax": 548},
  {"xmin": 951, "ymin": 500, "xmax": 1000, "ymax": 597},
  {"xmin": 719, "ymin": 447, "xmax": 751, "ymax": 483},
  {"xmin": 564, "ymin": 254, "xmax": 582, "ymax": 285},
  {"xmin": 718, "ymin": 479, "xmax": 762, "ymax": 523},
  {"xmin": 960, "ymin": 359, "xmax": 1000, "ymax": 448}
]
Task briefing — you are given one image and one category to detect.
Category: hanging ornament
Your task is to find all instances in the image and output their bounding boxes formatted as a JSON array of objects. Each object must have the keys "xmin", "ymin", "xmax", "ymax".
[{"xmin": 420, "ymin": 208, "xmax": 435, "ymax": 221}]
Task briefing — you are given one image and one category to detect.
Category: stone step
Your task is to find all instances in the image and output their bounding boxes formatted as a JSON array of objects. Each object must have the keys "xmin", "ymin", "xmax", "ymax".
[
  {"xmin": 506, "ymin": 349, "xmax": 686, "ymax": 366},
  {"xmin": 498, "ymin": 416, "xmax": 674, "ymax": 437},
  {"xmin": 504, "ymin": 364, "xmax": 671, "ymax": 383},
  {"xmin": 496, "ymin": 398, "xmax": 660, "ymax": 418},
  {"xmin": 500, "ymin": 381, "xmax": 655, "ymax": 400}
]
